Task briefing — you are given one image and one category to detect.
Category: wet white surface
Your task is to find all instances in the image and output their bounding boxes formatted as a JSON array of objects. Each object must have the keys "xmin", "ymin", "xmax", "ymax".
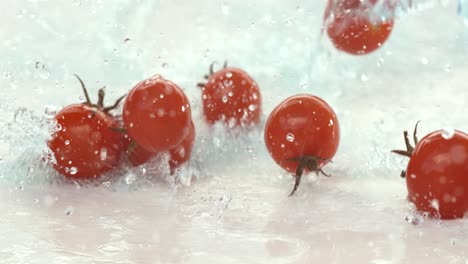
[{"xmin": 1, "ymin": 0, "xmax": 468, "ymax": 263}]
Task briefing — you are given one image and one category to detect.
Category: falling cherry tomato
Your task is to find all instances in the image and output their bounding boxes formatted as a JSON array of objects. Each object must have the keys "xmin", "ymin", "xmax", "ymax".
[
  {"xmin": 392, "ymin": 123, "xmax": 468, "ymax": 219},
  {"xmin": 264, "ymin": 94, "xmax": 340, "ymax": 195},
  {"xmin": 324, "ymin": 0, "xmax": 395, "ymax": 55},
  {"xmin": 47, "ymin": 75, "xmax": 125, "ymax": 179},
  {"xmin": 197, "ymin": 62, "xmax": 261, "ymax": 128},
  {"xmin": 123, "ymin": 75, "xmax": 192, "ymax": 152}
]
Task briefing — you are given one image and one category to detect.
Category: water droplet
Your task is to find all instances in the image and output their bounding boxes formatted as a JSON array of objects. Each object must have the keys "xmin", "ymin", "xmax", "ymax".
[
  {"xmin": 246, "ymin": 146, "xmax": 254, "ymax": 153},
  {"xmin": 69, "ymin": 167, "xmax": 78, "ymax": 175},
  {"xmin": 125, "ymin": 173, "xmax": 137, "ymax": 184},
  {"xmin": 248, "ymin": 104, "xmax": 256, "ymax": 111},
  {"xmin": 441, "ymin": 128, "xmax": 455, "ymax": 139},
  {"xmin": 410, "ymin": 174, "xmax": 417, "ymax": 179},
  {"xmin": 227, "ymin": 118, "xmax": 236, "ymax": 128},
  {"xmin": 421, "ymin": 57, "xmax": 429, "ymax": 65},
  {"xmin": 222, "ymin": 96, "xmax": 228, "ymax": 103},
  {"xmin": 100, "ymin": 148, "xmax": 107, "ymax": 161},
  {"xmin": 44, "ymin": 105, "xmax": 57, "ymax": 118},
  {"xmin": 221, "ymin": 2, "xmax": 230, "ymax": 15},
  {"xmin": 64, "ymin": 140, "xmax": 70, "ymax": 145},
  {"xmin": 280, "ymin": 144, "xmax": 285, "ymax": 148},
  {"xmin": 286, "ymin": 133, "xmax": 295, "ymax": 142},
  {"xmin": 431, "ymin": 199, "xmax": 440, "ymax": 211},
  {"xmin": 228, "ymin": 91, "xmax": 233, "ymax": 97},
  {"xmin": 181, "ymin": 105, "xmax": 186, "ymax": 112},
  {"xmin": 405, "ymin": 215, "xmax": 424, "ymax": 225},
  {"xmin": 64, "ymin": 206, "xmax": 74, "ymax": 215},
  {"xmin": 226, "ymin": 72, "xmax": 233, "ymax": 78}
]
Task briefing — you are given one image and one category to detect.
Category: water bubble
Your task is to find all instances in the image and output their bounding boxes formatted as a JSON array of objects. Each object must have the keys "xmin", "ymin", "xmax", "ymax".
[
  {"xmin": 222, "ymin": 96, "xmax": 228, "ymax": 103},
  {"xmin": 246, "ymin": 146, "xmax": 254, "ymax": 153},
  {"xmin": 69, "ymin": 167, "xmax": 78, "ymax": 175},
  {"xmin": 286, "ymin": 133, "xmax": 295, "ymax": 142},
  {"xmin": 280, "ymin": 144, "xmax": 285, "ymax": 148},
  {"xmin": 441, "ymin": 128, "xmax": 455, "ymax": 139},
  {"xmin": 445, "ymin": 64, "xmax": 452, "ymax": 72},
  {"xmin": 181, "ymin": 105, "xmax": 186, "ymax": 112},
  {"xmin": 228, "ymin": 91, "xmax": 233, "ymax": 97},
  {"xmin": 64, "ymin": 140, "xmax": 70, "ymax": 145},
  {"xmin": 430, "ymin": 199, "xmax": 440, "ymax": 211},
  {"xmin": 162, "ymin": 62, "xmax": 168, "ymax": 68},
  {"xmin": 100, "ymin": 148, "xmax": 107, "ymax": 161},
  {"xmin": 226, "ymin": 72, "xmax": 233, "ymax": 78},
  {"xmin": 102, "ymin": 181, "xmax": 111, "ymax": 188},
  {"xmin": 123, "ymin": 38, "xmax": 131, "ymax": 45},
  {"xmin": 125, "ymin": 173, "xmax": 136, "ymax": 184},
  {"xmin": 248, "ymin": 104, "xmax": 256, "ymax": 111}
]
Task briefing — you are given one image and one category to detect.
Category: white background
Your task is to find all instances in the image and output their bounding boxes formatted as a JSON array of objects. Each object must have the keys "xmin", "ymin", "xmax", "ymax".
[{"xmin": 1, "ymin": 0, "xmax": 468, "ymax": 263}]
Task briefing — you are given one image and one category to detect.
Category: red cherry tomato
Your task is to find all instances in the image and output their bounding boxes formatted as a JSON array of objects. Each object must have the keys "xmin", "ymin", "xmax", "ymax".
[
  {"xmin": 123, "ymin": 75, "xmax": 192, "ymax": 152},
  {"xmin": 393, "ymin": 126, "xmax": 468, "ymax": 219},
  {"xmin": 123, "ymin": 134, "xmax": 155, "ymax": 167},
  {"xmin": 264, "ymin": 94, "xmax": 340, "ymax": 195},
  {"xmin": 198, "ymin": 63, "xmax": 261, "ymax": 128},
  {"xmin": 169, "ymin": 120, "xmax": 195, "ymax": 172},
  {"xmin": 324, "ymin": 0, "xmax": 394, "ymax": 55},
  {"xmin": 47, "ymin": 75, "xmax": 125, "ymax": 179},
  {"xmin": 47, "ymin": 104, "xmax": 124, "ymax": 179}
]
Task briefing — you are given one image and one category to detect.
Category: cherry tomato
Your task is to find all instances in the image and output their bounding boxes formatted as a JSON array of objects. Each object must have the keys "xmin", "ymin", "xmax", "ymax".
[
  {"xmin": 169, "ymin": 120, "xmax": 195, "ymax": 172},
  {"xmin": 393, "ymin": 125, "xmax": 468, "ymax": 219},
  {"xmin": 324, "ymin": 0, "xmax": 394, "ymax": 55},
  {"xmin": 123, "ymin": 75, "xmax": 192, "ymax": 152},
  {"xmin": 198, "ymin": 63, "xmax": 261, "ymax": 128},
  {"xmin": 123, "ymin": 134, "xmax": 155, "ymax": 167},
  {"xmin": 264, "ymin": 94, "xmax": 340, "ymax": 195},
  {"xmin": 47, "ymin": 76, "xmax": 125, "ymax": 179}
]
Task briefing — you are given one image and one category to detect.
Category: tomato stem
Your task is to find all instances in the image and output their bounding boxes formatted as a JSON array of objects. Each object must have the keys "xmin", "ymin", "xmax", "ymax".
[
  {"xmin": 391, "ymin": 121, "xmax": 421, "ymax": 178},
  {"xmin": 282, "ymin": 155, "xmax": 330, "ymax": 196},
  {"xmin": 74, "ymin": 74, "xmax": 92, "ymax": 105},
  {"xmin": 104, "ymin": 94, "xmax": 126, "ymax": 113},
  {"xmin": 97, "ymin": 88, "xmax": 105, "ymax": 109}
]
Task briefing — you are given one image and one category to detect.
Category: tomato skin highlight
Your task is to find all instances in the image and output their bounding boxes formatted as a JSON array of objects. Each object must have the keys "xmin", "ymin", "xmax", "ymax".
[
  {"xmin": 47, "ymin": 104, "xmax": 124, "ymax": 179},
  {"xmin": 123, "ymin": 75, "xmax": 192, "ymax": 152},
  {"xmin": 324, "ymin": 0, "xmax": 394, "ymax": 55},
  {"xmin": 169, "ymin": 120, "xmax": 195, "ymax": 171},
  {"xmin": 406, "ymin": 130, "xmax": 468, "ymax": 219},
  {"xmin": 264, "ymin": 94, "xmax": 340, "ymax": 175},
  {"xmin": 202, "ymin": 67, "xmax": 261, "ymax": 128}
]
